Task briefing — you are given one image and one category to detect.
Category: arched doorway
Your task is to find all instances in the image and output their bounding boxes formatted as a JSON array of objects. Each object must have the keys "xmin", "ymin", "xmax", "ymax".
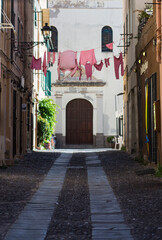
[{"xmin": 66, "ymin": 99, "xmax": 93, "ymax": 144}]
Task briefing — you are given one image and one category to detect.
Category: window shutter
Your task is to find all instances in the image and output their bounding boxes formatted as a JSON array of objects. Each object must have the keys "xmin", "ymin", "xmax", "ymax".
[
  {"xmin": 45, "ymin": 72, "xmax": 48, "ymax": 96},
  {"xmin": 48, "ymin": 71, "xmax": 51, "ymax": 96},
  {"xmin": 45, "ymin": 71, "xmax": 51, "ymax": 96}
]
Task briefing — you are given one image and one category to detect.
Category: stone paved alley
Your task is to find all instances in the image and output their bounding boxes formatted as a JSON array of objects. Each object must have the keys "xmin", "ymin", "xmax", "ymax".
[{"xmin": 0, "ymin": 149, "xmax": 162, "ymax": 240}]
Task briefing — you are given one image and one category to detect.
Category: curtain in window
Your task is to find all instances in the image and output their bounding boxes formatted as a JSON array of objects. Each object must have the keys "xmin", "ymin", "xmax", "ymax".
[{"xmin": 102, "ymin": 26, "xmax": 113, "ymax": 52}]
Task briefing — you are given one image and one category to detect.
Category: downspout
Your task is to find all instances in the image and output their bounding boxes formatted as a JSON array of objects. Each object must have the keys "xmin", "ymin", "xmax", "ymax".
[{"xmin": 156, "ymin": 0, "xmax": 161, "ymax": 62}]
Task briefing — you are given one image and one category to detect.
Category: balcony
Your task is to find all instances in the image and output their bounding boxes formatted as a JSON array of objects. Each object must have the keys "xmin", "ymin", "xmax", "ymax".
[{"xmin": 138, "ymin": 17, "xmax": 149, "ymax": 38}]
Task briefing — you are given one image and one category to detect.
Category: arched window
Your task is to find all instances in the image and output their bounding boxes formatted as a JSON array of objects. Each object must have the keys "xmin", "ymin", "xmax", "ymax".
[
  {"xmin": 50, "ymin": 26, "xmax": 58, "ymax": 52},
  {"xmin": 102, "ymin": 26, "xmax": 113, "ymax": 52}
]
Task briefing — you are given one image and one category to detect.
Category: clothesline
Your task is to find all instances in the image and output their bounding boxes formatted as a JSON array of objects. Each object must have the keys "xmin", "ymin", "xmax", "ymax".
[
  {"xmin": 31, "ymin": 37, "xmax": 124, "ymax": 80},
  {"xmin": 58, "ymin": 37, "xmax": 123, "ymax": 53}
]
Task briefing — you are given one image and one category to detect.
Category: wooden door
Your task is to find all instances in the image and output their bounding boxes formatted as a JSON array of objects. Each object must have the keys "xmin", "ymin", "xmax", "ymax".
[{"xmin": 66, "ymin": 99, "xmax": 93, "ymax": 144}]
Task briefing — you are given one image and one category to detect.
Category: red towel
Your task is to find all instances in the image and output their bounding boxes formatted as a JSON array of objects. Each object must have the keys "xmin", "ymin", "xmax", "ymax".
[
  {"xmin": 31, "ymin": 56, "xmax": 41, "ymax": 70},
  {"xmin": 43, "ymin": 52, "xmax": 47, "ymax": 77}
]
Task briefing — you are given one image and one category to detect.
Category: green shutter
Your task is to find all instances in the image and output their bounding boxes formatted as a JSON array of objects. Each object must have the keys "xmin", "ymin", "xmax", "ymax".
[
  {"xmin": 1, "ymin": 0, "xmax": 4, "ymax": 23},
  {"xmin": 48, "ymin": 71, "xmax": 51, "ymax": 96},
  {"xmin": 34, "ymin": 8, "xmax": 37, "ymax": 26},
  {"xmin": 45, "ymin": 71, "xmax": 51, "ymax": 96},
  {"xmin": 45, "ymin": 72, "xmax": 48, "ymax": 96}
]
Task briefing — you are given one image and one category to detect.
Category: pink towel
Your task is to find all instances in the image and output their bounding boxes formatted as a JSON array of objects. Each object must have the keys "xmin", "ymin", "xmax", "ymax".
[
  {"xmin": 79, "ymin": 49, "xmax": 96, "ymax": 66},
  {"xmin": 31, "ymin": 56, "xmax": 41, "ymax": 70},
  {"xmin": 58, "ymin": 50, "xmax": 78, "ymax": 80},
  {"xmin": 106, "ymin": 42, "xmax": 113, "ymax": 50},
  {"xmin": 43, "ymin": 52, "xmax": 47, "ymax": 77}
]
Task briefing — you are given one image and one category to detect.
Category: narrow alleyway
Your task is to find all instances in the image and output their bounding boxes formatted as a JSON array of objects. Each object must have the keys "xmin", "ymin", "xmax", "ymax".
[{"xmin": 0, "ymin": 150, "xmax": 162, "ymax": 240}]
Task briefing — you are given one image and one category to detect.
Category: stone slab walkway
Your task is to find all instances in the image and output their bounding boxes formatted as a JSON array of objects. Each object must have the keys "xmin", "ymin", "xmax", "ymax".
[
  {"xmin": 4, "ymin": 153, "xmax": 72, "ymax": 240},
  {"xmin": 86, "ymin": 154, "xmax": 133, "ymax": 240},
  {"xmin": 4, "ymin": 151, "xmax": 133, "ymax": 240}
]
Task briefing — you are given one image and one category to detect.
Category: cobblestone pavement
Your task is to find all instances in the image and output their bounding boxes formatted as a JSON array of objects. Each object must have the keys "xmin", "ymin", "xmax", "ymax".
[{"xmin": 0, "ymin": 149, "xmax": 162, "ymax": 240}]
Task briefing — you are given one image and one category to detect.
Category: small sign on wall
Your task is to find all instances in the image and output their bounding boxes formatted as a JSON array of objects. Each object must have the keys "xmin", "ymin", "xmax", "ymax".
[{"xmin": 22, "ymin": 104, "xmax": 27, "ymax": 111}]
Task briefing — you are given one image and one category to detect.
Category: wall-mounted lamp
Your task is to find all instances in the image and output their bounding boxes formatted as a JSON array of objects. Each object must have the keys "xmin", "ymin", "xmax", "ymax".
[
  {"xmin": 138, "ymin": 59, "xmax": 142, "ymax": 64},
  {"xmin": 41, "ymin": 23, "xmax": 52, "ymax": 43},
  {"xmin": 133, "ymin": 68, "xmax": 137, "ymax": 73},
  {"xmin": 142, "ymin": 51, "xmax": 146, "ymax": 57}
]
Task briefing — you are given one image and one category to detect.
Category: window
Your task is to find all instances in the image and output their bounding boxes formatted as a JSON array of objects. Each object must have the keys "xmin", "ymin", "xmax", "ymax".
[
  {"xmin": 119, "ymin": 116, "xmax": 123, "ymax": 136},
  {"xmin": 0, "ymin": 0, "xmax": 4, "ymax": 23},
  {"xmin": 50, "ymin": 26, "xmax": 58, "ymax": 52},
  {"xmin": 34, "ymin": 7, "xmax": 37, "ymax": 27},
  {"xmin": 18, "ymin": 17, "xmax": 20, "ymax": 47},
  {"xmin": 11, "ymin": 0, "xmax": 15, "ymax": 60},
  {"xmin": 102, "ymin": 26, "xmax": 113, "ymax": 52},
  {"xmin": 116, "ymin": 116, "xmax": 123, "ymax": 136},
  {"xmin": 128, "ymin": 0, "xmax": 133, "ymax": 34}
]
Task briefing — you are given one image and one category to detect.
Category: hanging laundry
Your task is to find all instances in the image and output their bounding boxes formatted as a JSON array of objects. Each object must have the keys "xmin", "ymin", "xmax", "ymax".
[
  {"xmin": 48, "ymin": 52, "xmax": 50, "ymax": 64},
  {"xmin": 114, "ymin": 52, "xmax": 124, "ymax": 79},
  {"xmin": 31, "ymin": 56, "xmax": 41, "ymax": 70},
  {"xmin": 104, "ymin": 58, "xmax": 110, "ymax": 68},
  {"xmin": 43, "ymin": 51, "xmax": 47, "ymax": 77},
  {"xmin": 85, "ymin": 63, "xmax": 92, "ymax": 80},
  {"xmin": 106, "ymin": 42, "xmax": 113, "ymax": 50},
  {"xmin": 58, "ymin": 50, "xmax": 78, "ymax": 80},
  {"xmin": 79, "ymin": 49, "xmax": 96, "ymax": 66},
  {"xmin": 48, "ymin": 51, "xmax": 56, "ymax": 65},
  {"xmin": 52, "ymin": 52, "xmax": 55, "ymax": 64},
  {"xmin": 94, "ymin": 60, "xmax": 103, "ymax": 71}
]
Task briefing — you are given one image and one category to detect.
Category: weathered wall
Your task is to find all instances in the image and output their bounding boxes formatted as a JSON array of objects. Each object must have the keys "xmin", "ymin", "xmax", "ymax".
[{"xmin": 136, "ymin": 15, "xmax": 160, "ymax": 163}]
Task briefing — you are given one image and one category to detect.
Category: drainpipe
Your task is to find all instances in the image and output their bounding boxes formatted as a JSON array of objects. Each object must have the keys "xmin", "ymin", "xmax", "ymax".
[{"xmin": 156, "ymin": 0, "xmax": 161, "ymax": 62}]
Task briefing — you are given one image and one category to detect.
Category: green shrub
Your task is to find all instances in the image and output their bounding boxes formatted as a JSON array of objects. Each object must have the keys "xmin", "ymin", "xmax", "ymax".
[
  {"xmin": 155, "ymin": 165, "xmax": 162, "ymax": 178},
  {"xmin": 37, "ymin": 99, "xmax": 59, "ymax": 145},
  {"xmin": 37, "ymin": 115, "xmax": 50, "ymax": 144},
  {"xmin": 121, "ymin": 145, "xmax": 126, "ymax": 151}
]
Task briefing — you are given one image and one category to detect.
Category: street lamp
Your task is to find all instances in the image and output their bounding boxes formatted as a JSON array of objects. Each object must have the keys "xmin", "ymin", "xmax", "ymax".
[{"xmin": 41, "ymin": 23, "xmax": 52, "ymax": 43}]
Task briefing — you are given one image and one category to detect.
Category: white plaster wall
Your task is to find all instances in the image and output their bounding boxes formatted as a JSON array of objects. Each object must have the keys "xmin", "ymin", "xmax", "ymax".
[
  {"xmin": 123, "ymin": 0, "xmax": 147, "ymax": 74},
  {"xmin": 49, "ymin": 1, "xmax": 123, "ymax": 139}
]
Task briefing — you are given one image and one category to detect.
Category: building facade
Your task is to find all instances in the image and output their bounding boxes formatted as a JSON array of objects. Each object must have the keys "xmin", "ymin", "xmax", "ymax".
[
  {"xmin": 48, "ymin": 0, "xmax": 123, "ymax": 147},
  {"xmin": 155, "ymin": 0, "xmax": 162, "ymax": 165},
  {"xmin": 32, "ymin": 0, "xmax": 48, "ymax": 149},
  {"xmin": 0, "ymin": 0, "xmax": 34, "ymax": 165},
  {"xmin": 136, "ymin": 11, "xmax": 160, "ymax": 164},
  {"xmin": 123, "ymin": 0, "xmax": 148, "ymax": 155},
  {"xmin": 123, "ymin": 0, "xmax": 162, "ymax": 165}
]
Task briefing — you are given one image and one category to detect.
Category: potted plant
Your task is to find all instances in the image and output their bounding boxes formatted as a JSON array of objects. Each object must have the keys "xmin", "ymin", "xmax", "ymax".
[
  {"xmin": 44, "ymin": 139, "xmax": 51, "ymax": 149},
  {"xmin": 107, "ymin": 136, "xmax": 115, "ymax": 148}
]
